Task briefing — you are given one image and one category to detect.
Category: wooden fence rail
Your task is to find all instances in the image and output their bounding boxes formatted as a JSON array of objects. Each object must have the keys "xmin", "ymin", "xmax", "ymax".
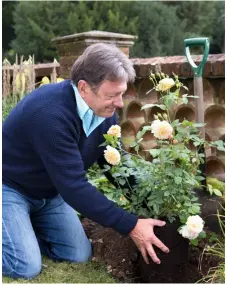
[{"xmin": 2, "ymin": 55, "xmax": 60, "ymax": 99}]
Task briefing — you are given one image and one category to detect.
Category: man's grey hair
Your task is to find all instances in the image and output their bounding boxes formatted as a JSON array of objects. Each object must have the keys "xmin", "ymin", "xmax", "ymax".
[{"xmin": 71, "ymin": 43, "xmax": 136, "ymax": 91}]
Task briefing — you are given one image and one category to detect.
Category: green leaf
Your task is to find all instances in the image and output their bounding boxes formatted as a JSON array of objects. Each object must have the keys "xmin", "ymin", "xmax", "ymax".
[
  {"xmin": 186, "ymin": 95, "xmax": 200, "ymax": 98},
  {"xmin": 193, "ymin": 123, "xmax": 206, "ymax": 127},
  {"xmin": 213, "ymin": 188, "xmax": 223, "ymax": 197},
  {"xmin": 190, "ymin": 205, "xmax": 201, "ymax": 214},
  {"xmin": 141, "ymin": 104, "xmax": 166, "ymax": 110},
  {"xmin": 153, "ymin": 203, "xmax": 159, "ymax": 214},
  {"xmin": 171, "ymin": 119, "xmax": 180, "ymax": 127},
  {"xmin": 217, "ymin": 146, "xmax": 225, "ymax": 152},
  {"xmin": 181, "ymin": 120, "xmax": 193, "ymax": 127},
  {"xmin": 130, "ymin": 142, "xmax": 137, "ymax": 148},
  {"xmin": 149, "ymin": 149, "xmax": 161, "ymax": 157},
  {"xmin": 182, "ymin": 86, "xmax": 189, "ymax": 91},
  {"xmin": 198, "ymin": 231, "xmax": 206, "ymax": 238},
  {"xmin": 147, "ymin": 200, "xmax": 154, "ymax": 207},
  {"xmin": 103, "ymin": 134, "xmax": 115, "ymax": 145},
  {"xmin": 190, "ymin": 238, "xmax": 199, "ymax": 246},
  {"xmin": 135, "ymin": 145, "xmax": 139, "ymax": 152},
  {"xmin": 174, "ymin": 176, "xmax": 182, "ymax": 184},
  {"xmin": 103, "ymin": 164, "xmax": 111, "ymax": 171},
  {"xmin": 182, "ymin": 97, "xmax": 188, "ymax": 104},
  {"xmin": 195, "ymin": 175, "xmax": 205, "ymax": 181},
  {"xmin": 193, "ymin": 141, "xmax": 201, "ymax": 147},
  {"xmin": 208, "ymin": 232, "xmax": 218, "ymax": 242},
  {"xmin": 142, "ymin": 125, "xmax": 152, "ymax": 131},
  {"xmin": 136, "ymin": 130, "xmax": 144, "ymax": 140},
  {"xmin": 99, "ymin": 142, "xmax": 107, "ymax": 147}
]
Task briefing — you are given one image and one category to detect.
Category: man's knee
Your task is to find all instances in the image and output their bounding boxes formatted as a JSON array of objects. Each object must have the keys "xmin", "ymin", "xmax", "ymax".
[
  {"xmin": 56, "ymin": 240, "xmax": 92, "ymax": 263},
  {"xmin": 75, "ymin": 242, "xmax": 92, "ymax": 263},
  {"xmin": 2, "ymin": 251, "xmax": 42, "ymax": 279}
]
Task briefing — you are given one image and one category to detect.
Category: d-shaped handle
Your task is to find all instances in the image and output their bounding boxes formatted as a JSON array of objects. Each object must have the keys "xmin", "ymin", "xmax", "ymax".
[{"xmin": 184, "ymin": 38, "xmax": 210, "ymax": 77}]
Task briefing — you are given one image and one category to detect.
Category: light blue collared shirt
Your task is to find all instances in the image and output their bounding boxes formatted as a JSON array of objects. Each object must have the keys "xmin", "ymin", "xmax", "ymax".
[{"xmin": 71, "ymin": 82, "xmax": 105, "ymax": 137}]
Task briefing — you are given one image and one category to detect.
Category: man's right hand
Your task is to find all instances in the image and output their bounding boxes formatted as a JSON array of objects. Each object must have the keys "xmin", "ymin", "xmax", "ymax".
[{"xmin": 129, "ymin": 218, "xmax": 169, "ymax": 264}]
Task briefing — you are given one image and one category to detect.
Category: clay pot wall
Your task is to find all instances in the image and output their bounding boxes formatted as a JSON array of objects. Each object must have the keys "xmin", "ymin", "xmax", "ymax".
[{"xmin": 122, "ymin": 56, "xmax": 225, "ymax": 177}]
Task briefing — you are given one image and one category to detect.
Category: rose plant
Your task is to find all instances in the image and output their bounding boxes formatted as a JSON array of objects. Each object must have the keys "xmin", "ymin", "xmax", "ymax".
[{"xmin": 100, "ymin": 72, "xmax": 225, "ymax": 245}]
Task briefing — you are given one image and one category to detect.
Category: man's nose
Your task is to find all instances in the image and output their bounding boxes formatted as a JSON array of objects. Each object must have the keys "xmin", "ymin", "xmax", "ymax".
[{"xmin": 114, "ymin": 96, "xmax": 124, "ymax": 108}]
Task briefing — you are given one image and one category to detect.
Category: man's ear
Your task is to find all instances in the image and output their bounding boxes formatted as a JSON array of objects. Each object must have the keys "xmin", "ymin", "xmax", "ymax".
[{"xmin": 78, "ymin": 80, "xmax": 88, "ymax": 98}]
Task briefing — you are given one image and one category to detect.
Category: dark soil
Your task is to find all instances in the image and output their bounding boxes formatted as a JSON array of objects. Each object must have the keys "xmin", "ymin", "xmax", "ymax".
[{"xmin": 82, "ymin": 218, "xmax": 221, "ymax": 283}]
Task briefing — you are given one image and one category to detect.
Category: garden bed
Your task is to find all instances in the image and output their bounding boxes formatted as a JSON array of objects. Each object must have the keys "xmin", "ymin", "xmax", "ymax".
[{"xmin": 82, "ymin": 218, "xmax": 221, "ymax": 283}]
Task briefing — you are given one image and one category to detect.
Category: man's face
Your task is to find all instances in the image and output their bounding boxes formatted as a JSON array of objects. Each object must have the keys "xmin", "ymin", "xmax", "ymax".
[{"xmin": 78, "ymin": 80, "xmax": 127, "ymax": 118}]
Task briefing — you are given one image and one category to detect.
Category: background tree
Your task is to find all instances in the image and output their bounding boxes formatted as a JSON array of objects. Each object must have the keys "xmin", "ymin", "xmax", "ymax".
[
  {"xmin": 11, "ymin": 1, "xmax": 80, "ymax": 62},
  {"xmin": 210, "ymin": 1, "xmax": 225, "ymax": 53},
  {"xmin": 130, "ymin": 1, "xmax": 185, "ymax": 57},
  {"xmin": 2, "ymin": 1, "xmax": 17, "ymax": 60},
  {"xmin": 3, "ymin": 0, "xmax": 225, "ymax": 63},
  {"xmin": 172, "ymin": 0, "xmax": 225, "ymax": 53}
]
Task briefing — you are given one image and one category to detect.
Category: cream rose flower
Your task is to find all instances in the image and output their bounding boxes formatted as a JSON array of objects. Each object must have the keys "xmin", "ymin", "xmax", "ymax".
[
  {"xmin": 104, "ymin": 146, "xmax": 121, "ymax": 165},
  {"xmin": 156, "ymin": 78, "xmax": 175, "ymax": 92},
  {"xmin": 151, "ymin": 120, "xmax": 173, "ymax": 140},
  {"xmin": 107, "ymin": 125, "xmax": 121, "ymax": 138},
  {"xmin": 179, "ymin": 215, "xmax": 204, "ymax": 240}
]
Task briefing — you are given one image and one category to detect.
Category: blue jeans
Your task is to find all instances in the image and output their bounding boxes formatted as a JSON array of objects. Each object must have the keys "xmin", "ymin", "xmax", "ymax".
[{"xmin": 2, "ymin": 184, "xmax": 92, "ymax": 279}]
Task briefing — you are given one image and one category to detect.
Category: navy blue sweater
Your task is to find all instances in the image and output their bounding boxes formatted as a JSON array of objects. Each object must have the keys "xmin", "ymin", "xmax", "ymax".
[{"xmin": 2, "ymin": 80, "xmax": 138, "ymax": 235}]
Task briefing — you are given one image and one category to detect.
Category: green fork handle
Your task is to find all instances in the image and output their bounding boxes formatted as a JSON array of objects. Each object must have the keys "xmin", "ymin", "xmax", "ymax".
[{"xmin": 184, "ymin": 38, "xmax": 210, "ymax": 77}]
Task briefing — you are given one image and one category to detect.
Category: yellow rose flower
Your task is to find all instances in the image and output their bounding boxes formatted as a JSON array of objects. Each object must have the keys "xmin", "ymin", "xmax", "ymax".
[
  {"xmin": 156, "ymin": 78, "xmax": 175, "ymax": 92},
  {"xmin": 151, "ymin": 120, "xmax": 173, "ymax": 140},
  {"xmin": 104, "ymin": 146, "xmax": 121, "ymax": 165},
  {"xmin": 107, "ymin": 125, "xmax": 121, "ymax": 138}
]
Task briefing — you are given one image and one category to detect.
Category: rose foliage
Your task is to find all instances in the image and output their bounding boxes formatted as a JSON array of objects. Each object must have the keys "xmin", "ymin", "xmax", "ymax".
[{"xmin": 101, "ymin": 72, "xmax": 225, "ymax": 242}]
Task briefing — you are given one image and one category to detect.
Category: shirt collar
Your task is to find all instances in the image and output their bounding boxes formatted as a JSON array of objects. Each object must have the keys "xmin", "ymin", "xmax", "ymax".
[
  {"xmin": 71, "ymin": 82, "xmax": 90, "ymax": 120},
  {"xmin": 71, "ymin": 82, "xmax": 106, "ymax": 136}
]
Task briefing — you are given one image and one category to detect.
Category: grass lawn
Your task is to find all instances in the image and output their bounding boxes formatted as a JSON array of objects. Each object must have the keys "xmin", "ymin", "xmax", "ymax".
[{"xmin": 2, "ymin": 256, "xmax": 116, "ymax": 283}]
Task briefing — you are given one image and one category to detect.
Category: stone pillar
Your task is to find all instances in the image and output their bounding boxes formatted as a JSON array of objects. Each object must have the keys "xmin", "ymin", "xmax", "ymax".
[{"xmin": 52, "ymin": 30, "xmax": 137, "ymax": 79}]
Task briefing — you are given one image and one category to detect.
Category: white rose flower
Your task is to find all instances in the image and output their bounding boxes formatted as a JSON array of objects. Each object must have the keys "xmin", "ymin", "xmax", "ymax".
[
  {"xmin": 151, "ymin": 119, "xmax": 161, "ymax": 127},
  {"xmin": 151, "ymin": 120, "xmax": 173, "ymax": 140},
  {"xmin": 156, "ymin": 78, "xmax": 175, "ymax": 92},
  {"xmin": 179, "ymin": 215, "xmax": 204, "ymax": 240},
  {"xmin": 104, "ymin": 146, "xmax": 121, "ymax": 165},
  {"xmin": 107, "ymin": 125, "xmax": 121, "ymax": 138}
]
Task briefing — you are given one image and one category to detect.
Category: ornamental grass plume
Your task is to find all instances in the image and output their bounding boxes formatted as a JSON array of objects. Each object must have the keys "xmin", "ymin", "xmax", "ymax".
[{"xmin": 40, "ymin": 76, "xmax": 64, "ymax": 86}]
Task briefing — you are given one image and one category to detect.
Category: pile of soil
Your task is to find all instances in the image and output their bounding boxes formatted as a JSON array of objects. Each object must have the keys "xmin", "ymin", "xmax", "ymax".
[{"xmin": 82, "ymin": 218, "xmax": 221, "ymax": 283}]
